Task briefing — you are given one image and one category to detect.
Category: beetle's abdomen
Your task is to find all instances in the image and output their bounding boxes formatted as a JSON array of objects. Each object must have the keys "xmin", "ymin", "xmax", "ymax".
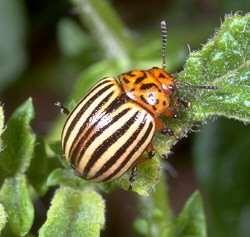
[{"xmin": 62, "ymin": 77, "xmax": 155, "ymax": 182}]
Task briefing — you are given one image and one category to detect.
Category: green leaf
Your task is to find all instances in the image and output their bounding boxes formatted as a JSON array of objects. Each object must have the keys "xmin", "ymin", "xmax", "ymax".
[
  {"xmin": 178, "ymin": 14, "xmax": 250, "ymax": 122},
  {"xmin": 194, "ymin": 119, "xmax": 250, "ymax": 237},
  {"xmin": 47, "ymin": 168, "xmax": 86, "ymax": 189},
  {"xmin": 0, "ymin": 98, "xmax": 35, "ymax": 182},
  {"xmin": 0, "ymin": 203, "xmax": 7, "ymax": 235},
  {"xmin": 27, "ymin": 138, "xmax": 61, "ymax": 196},
  {"xmin": 39, "ymin": 187, "xmax": 105, "ymax": 237},
  {"xmin": 111, "ymin": 156, "xmax": 161, "ymax": 196},
  {"xmin": 134, "ymin": 173, "xmax": 174, "ymax": 237},
  {"xmin": 71, "ymin": 0, "xmax": 133, "ymax": 67},
  {"xmin": 0, "ymin": 0, "xmax": 27, "ymax": 91},
  {"xmin": 174, "ymin": 191, "xmax": 207, "ymax": 237},
  {"xmin": 0, "ymin": 174, "xmax": 34, "ymax": 236},
  {"xmin": 0, "ymin": 105, "xmax": 4, "ymax": 152}
]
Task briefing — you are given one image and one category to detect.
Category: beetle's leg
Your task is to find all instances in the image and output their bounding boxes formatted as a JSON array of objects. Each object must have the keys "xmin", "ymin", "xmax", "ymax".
[
  {"xmin": 177, "ymin": 98, "xmax": 190, "ymax": 108},
  {"xmin": 163, "ymin": 108, "xmax": 178, "ymax": 118},
  {"xmin": 128, "ymin": 144, "xmax": 157, "ymax": 190},
  {"xmin": 146, "ymin": 143, "xmax": 156, "ymax": 158},
  {"xmin": 54, "ymin": 102, "xmax": 70, "ymax": 115},
  {"xmin": 128, "ymin": 166, "xmax": 137, "ymax": 191},
  {"xmin": 161, "ymin": 127, "xmax": 175, "ymax": 136},
  {"xmin": 155, "ymin": 117, "xmax": 176, "ymax": 137},
  {"xmin": 155, "ymin": 118, "xmax": 165, "ymax": 130}
]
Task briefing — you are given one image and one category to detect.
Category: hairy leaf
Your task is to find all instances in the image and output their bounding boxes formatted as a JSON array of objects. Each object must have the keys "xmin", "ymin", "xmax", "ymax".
[
  {"xmin": 39, "ymin": 187, "xmax": 105, "ymax": 237},
  {"xmin": 0, "ymin": 175, "xmax": 34, "ymax": 236},
  {"xmin": 47, "ymin": 168, "xmax": 86, "ymax": 189},
  {"xmin": 178, "ymin": 14, "xmax": 250, "ymax": 122},
  {"xmin": 112, "ymin": 155, "xmax": 161, "ymax": 196},
  {"xmin": 0, "ymin": 98, "xmax": 35, "ymax": 182},
  {"xmin": 27, "ymin": 138, "xmax": 61, "ymax": 196},
  {"xmin": 174, "ymin": 191, "xmax": 207, "ymax": 237}
]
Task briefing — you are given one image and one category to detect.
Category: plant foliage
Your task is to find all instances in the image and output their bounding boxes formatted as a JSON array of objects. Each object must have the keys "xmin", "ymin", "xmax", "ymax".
[{"xmin": 0, "ymin": 0, "xmax": 249, "ymax": 236}]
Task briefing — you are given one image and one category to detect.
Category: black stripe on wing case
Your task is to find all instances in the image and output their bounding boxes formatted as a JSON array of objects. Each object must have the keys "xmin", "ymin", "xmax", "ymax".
[
  {"xmin": 71, "ymin": 107, "xmax": 130, "ymax": 166},
  {"xmin": 103, "ymin": 121, "xmax": 153, "ymax": 181},
  {"xmin": 91, "ymin": 113, "xmax": 147, "ymax": 179},
  {"xmin": 70, "ymin": 94, "xmax": 128, "ymax": 165},
  {"xmin": 68, "ymin": 91, "xmax": 114, "ymax": 158},
  {"xmin": 62, "ymin": 83, "xmax": 113, "ymax": 151},
  {"xmin": 82, "ymin": 111, "xmax": 140, "ymax": 177},
  {"xmin": 62, "ymin": 79, "xmax": 111, "ymax": 139}
]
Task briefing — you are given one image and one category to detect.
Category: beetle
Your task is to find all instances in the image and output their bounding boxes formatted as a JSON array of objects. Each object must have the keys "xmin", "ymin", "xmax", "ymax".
[{"xmin": 56, "ymin": 21, "xmax": 215, "ymax": 185}]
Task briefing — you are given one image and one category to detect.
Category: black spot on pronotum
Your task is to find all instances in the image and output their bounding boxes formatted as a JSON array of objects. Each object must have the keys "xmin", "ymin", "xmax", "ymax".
[
  {"xmin": 159, "ymin": 73, "xmax": 166, "ymax": 78},
  {"xmin": 140, "ymin": 95, "xmax": 148, "ymax": 104},
  {"xmin": 135, "ymin": 72, "xmax": 147, "ymax": 84},
  {"xmin": 126, "ymin": 71, "xmax": 136, "ymax": 77},
  {"xmin": 123, "ymin": 78, "xmax": 130, "ymax": 84},
  {"xmin": 140, "ymin": 83, "xmax": 160, "ymax": 91},
  {"xmin": 135, "ymin": 77, "xmax": 145, "ymax": 84}
]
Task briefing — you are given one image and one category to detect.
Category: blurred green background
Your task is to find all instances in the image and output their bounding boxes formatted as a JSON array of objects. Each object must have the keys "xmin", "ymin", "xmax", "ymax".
[{"xmin": 0, "ymin": 0, "xmax": 250, "ymax": 237}]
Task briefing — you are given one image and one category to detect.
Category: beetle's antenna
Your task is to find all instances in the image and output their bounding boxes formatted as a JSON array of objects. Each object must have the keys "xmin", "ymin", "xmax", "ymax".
[
  {"xmin": 161, "ymin": 20, "xmax": 167, "ymax": 70},
  {"xmin": 193, "ymin": 85, "xmax": 218, "ymax": 90},
  {"xmin": 177, "ymin": 81, "xmax": 218, "ymax": 90}
]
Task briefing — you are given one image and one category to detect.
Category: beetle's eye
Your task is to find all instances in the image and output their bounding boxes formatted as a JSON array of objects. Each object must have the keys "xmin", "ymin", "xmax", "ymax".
[{"xmin": 168, "ymin": 85, "xmax": 176, "ymax": 92}]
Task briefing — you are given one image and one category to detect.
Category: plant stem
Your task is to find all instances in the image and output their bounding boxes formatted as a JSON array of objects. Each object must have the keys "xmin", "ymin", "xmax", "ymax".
[{"xmin": 71, "ymin": 0, "xmax": 133, "ymax": 68}]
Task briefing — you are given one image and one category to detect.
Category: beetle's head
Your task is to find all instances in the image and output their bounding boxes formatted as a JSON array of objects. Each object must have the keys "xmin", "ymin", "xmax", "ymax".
[{"xmin": 148, "ymin": 67, "xmax": 176, "ymax": 95}]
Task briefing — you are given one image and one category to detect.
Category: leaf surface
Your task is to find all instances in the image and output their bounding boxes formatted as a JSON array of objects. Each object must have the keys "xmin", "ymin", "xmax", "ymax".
[
  {"xmin": 0, "ymin": 98, "xmax": 35, "ymax": 183},
  {"xmin": 39, "ymin": 187, "xmax": 105, "ymax": 237},
  {"xmin": 175, "ymin": 191, "xmax": 207, "ymax": 237},
  {"xmin": 0, "ymin": 175, "xmax": 34, "ymax": 236}
]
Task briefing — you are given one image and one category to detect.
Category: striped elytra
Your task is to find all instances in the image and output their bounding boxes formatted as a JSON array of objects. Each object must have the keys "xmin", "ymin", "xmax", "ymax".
[
  {"xmin": 61, "ymin": 21, "xmax": 180, "ymax": 182},
  {"xmin": 61, "ymin": 76, "xmax": 167, "ymax": 182}
]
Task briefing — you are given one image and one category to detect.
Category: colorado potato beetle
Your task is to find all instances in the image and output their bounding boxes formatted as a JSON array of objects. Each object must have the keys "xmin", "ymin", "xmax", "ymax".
[{"xmin": 57, "ymin": 21, "xmax": 215, "ymax": 184}]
